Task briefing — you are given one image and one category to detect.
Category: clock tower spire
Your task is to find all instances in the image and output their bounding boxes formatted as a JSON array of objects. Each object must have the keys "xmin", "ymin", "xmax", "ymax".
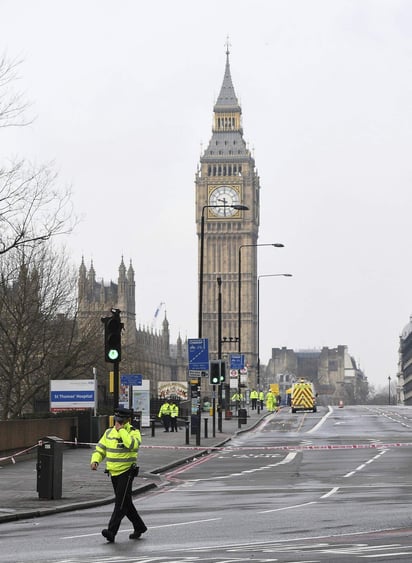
[{"xmin": 195, "ymin": 46, "xmax": 260, "ymax": 389}]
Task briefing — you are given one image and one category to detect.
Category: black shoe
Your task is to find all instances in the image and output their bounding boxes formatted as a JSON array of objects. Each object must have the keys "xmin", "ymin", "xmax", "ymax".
[
  {"xmin": 129, "ymin": 531, "xmax": 142, "ymax": 539},
  {"xmin": 102, "ymin": 529, "xmax": 115, "ymax": 543}
]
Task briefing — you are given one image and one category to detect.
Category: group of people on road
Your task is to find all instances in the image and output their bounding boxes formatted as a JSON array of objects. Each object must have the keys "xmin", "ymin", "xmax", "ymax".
[
  {"xmin": 157, "ymin": 399, "xmax": 179, "ymax": 432},
  {"xmin": 249, "ymin": 389, "xmax": 265, "ymax": 410},
  {"xmin": 231, "ymin": 388, "xmax": 281, "ymax": 412}
]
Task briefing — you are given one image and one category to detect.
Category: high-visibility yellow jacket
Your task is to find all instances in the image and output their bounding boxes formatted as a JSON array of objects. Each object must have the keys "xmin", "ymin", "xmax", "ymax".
[
  {"xmin": 158, "ymin": 402, "xmax": 171, "ymax": 417},
  {"xmin": 91, "ymin": 422, "xmax": 141, "ymax": 476},
  {"xmin": 250, "ymin": 390, "xmax": 258, "ymax": 399},
  {"xmin": 265, "ymin": 391, "xmax": 277, "ymax": 411},
  {"xmin": 259, "ymin": 391, "xmax": 265, "ymax": 401},
  {"xmin": 170, "ymin": 404, "xmax": 179, "ymax": 418},
  {"xmin": 231, "ymin": 393, "xmax": 243, "ymax": 401}
]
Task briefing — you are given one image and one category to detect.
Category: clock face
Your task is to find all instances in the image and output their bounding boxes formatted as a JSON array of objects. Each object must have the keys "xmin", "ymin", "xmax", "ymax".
[{"xmin": 209, "ymin": 185, "xmax": 241, "ymax": 217}]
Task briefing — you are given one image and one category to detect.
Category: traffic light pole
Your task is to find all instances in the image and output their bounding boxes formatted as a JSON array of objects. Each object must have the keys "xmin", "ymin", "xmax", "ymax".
[
  {"xmin": 212, "ymin": 384, "xmax": 216, "ymax": 438},
  {"xmin": 102, "ymin": 308, "xmax": 123, "ymax": 413},
  {"xmin": 113, "ymin": 360, "xmax": 119, "ymax": 411}
]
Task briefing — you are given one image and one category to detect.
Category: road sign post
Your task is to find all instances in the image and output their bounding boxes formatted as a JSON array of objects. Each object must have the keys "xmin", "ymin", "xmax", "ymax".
[{"xmin": 188, "ymin": 338, "xmax": 209, "ymax": 446}]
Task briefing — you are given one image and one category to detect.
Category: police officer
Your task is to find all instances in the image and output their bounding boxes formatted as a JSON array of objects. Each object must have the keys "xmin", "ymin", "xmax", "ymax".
[
  {"xmin": 265, "ymin": 389, "xmax": 276, "ymax": 412},
  {"xmin": 90, "ymin": 407, "xmax": 147, "ymax": 543},
  {"xmin": 170, "ymin": 400, "xmax": 179, "ymax": 432},
  {"xmin": 158, "ymin": 399, "xmax": 171, "ymax": 432},
  {"xmin": 259, "ymin": 390, "xmax": 265, "ymax": 410},
  {"xmin": 250, "ymin": 388, "xmax": 258, "ymax": 410},
  {"xmin": 231, "ymin": 391, "xmax": 243, "ymax": 402}
]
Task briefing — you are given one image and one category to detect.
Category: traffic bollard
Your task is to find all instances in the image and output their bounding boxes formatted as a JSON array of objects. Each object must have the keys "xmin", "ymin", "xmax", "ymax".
[
  {"xmin": 204, "ymin": 417, "xmax": 208, "ymax": 439},
  {"xmin": 151, "ymin": 419, "xmax": 155, "ymax": 437},
  {"xmin": 185, "ymin": 418, "xmax": 190, "ymax": 445}
]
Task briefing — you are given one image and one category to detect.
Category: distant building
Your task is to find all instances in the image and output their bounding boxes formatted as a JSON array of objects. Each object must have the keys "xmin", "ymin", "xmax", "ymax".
[
  {"xmin": 398, "ymin": 315, "xmax": 412, "ymax": 405},
  {"xmin": 78, "ymin": 258, "xmax": 187, "ymax": 397},
  {"xmin": 265, "ymin": 345, "xmax": 367, "ymax": 405}
]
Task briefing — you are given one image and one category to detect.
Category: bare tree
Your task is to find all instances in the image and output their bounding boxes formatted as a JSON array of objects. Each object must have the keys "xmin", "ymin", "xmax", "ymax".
[
  {"xmin": 0, "ymin": 54, "xmax": 75, "ymax": 256},
  {"xmin": 0, "ymin": 244, "xmax": 102, "ymax": 419},
  {"xmin": 0, "ymin": 54, "xmax": 31, "ymax": 128}
]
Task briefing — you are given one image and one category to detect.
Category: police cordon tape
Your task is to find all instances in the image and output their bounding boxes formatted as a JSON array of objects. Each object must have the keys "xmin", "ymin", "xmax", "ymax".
[
  {"xmin": 0, "ymin": 444, "xmax": 38, "ymax": 464},
  {"xmin": 1, "ymin": 440, "xmax": 412, "ymax": 466}
]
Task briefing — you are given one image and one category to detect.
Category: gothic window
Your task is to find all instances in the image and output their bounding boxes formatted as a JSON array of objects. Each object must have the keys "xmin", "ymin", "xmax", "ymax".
[{"xmin": 208, "ymin": 166, "xmax": 211, "ymax": 176}]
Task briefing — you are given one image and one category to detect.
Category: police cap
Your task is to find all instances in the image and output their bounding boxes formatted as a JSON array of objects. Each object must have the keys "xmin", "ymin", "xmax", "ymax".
[{"xmin": 114, "ymin": 407, "xmax": 132, "ymax": 420}]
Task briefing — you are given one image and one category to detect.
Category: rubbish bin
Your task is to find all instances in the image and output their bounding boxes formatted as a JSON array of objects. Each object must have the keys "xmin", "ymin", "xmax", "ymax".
[
  {"xmin": 238, "ymin": 408, "xmax": 247, "ymax": 425},
  {"xmin": 36, "ymin": 436, "xmax": 64, "ymax": 499}
]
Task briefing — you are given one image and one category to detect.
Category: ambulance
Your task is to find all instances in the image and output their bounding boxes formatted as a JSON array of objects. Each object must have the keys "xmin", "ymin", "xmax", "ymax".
[{"xmin": 290, "ymin": 378, "xmax": 317, "ymax": 413}]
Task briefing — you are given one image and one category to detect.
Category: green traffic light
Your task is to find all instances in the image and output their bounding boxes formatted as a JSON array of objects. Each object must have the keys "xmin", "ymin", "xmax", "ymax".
[{"xmin": 108, "ymin": 349, "xmax": 119, "ymax": 361}]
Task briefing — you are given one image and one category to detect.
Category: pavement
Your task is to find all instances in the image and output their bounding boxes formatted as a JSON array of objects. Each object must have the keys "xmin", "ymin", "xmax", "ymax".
[{"xmin": 0, "ymin": 408, "xmax": 268, "ymax": 523}]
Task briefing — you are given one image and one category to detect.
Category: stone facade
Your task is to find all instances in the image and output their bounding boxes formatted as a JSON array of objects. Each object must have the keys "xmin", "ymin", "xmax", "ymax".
[
  {"xmin": 78, "ymin": 257, "xmax": 187, "ymax": 396},
  {"xmin": 265, "ymin": 345, "xmax": 367, "ymax": 405}
]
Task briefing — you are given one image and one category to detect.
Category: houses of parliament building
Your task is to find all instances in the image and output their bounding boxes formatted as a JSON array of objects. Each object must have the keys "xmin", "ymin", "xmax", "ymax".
[{"xmin": 78, "ymin": 257, "xmax": 188, "ymax": 394}]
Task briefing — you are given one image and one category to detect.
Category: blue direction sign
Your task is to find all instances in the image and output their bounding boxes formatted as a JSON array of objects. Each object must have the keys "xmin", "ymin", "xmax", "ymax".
[
  {"xmin": 188, "ymin": 338, "xmax": 209, "ymax": 371},
  {"xmin": 230, "ymin": 354, "xmax": 245, "ymax": 370},
  {"xmin": 121, "ymin": 374, "xmax": 143, "ymax": 386}
]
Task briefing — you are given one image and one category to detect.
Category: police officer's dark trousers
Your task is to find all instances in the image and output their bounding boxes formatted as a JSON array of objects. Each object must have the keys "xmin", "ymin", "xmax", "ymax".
[{"xmin": 108, "ymin": 468, "xmax": 147, "ymax": 536}]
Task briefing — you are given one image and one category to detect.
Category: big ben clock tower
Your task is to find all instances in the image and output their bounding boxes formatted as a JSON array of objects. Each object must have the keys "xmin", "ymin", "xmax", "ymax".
[{"xmin": 195, "ymin": 46, "xmax": 260, "ymax": 386}]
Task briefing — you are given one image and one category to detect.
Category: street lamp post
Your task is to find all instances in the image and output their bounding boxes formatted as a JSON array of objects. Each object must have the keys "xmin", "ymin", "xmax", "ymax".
[
  {"xmin": 217, "ymin": 276, "xmax": 222, "ymax": 434},
  {"xmin": 198, "ymin": 203, "xmax": 248, "ymax": 445},
  {"xmin": 237, "ymin": 243, "xmax": 284, "ymax": 426},
  {"xmin": 388, "ymin": 375, "xmax": 391, "ymax": 405},
  {"xmin": 257, "ymin": 274, "xmax": 292, "ymax": 413}
]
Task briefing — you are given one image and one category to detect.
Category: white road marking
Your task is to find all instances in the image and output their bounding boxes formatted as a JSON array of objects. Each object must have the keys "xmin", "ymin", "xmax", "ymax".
[
  {"xmin": 321, "ymin": 487, "xmax": 339, "ymax": 498},
  {"xmin": 306, "ymin": 405, "xmax": 333, "ymax": 434},
  {"xmin": 61, "ymin": 517, "xmax": 221, "ymax": 539},
  {"xmin": 259, "ymin": 501, "xmax": 317, "ymax": 514},
  {"xmin": 344, "ymin": 450, "xmax": 387, "ymax": 478}
]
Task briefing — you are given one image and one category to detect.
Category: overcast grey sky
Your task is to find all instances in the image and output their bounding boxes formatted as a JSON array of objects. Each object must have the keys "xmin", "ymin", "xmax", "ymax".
[{"xmin": 1, "ymin": 0, "xmax": 411, "ymax": 391}]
